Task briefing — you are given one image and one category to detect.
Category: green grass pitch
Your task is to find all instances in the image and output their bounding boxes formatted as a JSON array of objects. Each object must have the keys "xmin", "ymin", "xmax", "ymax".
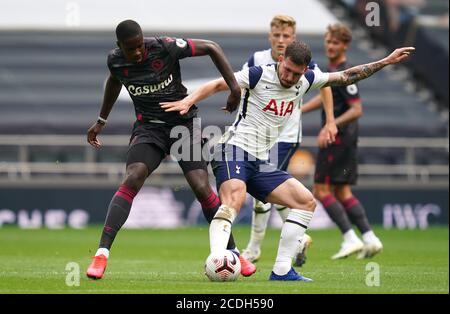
[{"xmin": 0, "ymin": 226, "xmax": 448, "ymax": 294}]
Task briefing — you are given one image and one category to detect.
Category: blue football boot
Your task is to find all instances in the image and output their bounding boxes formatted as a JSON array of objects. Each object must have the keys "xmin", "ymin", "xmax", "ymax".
[{"xmin": 269, "ymin": 267, "xmax": 313, "ymax": 282}]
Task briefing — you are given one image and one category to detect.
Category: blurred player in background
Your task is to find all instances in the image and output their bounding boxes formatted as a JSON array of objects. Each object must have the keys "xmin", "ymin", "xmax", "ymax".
[
  {"xmin": 302, "ymin": 24, "xmax": 383, "ymax": 259},
  {"xmin": 163, "ymin": 40, "xmax": 414, "ymax": 280},
  {"xmin": 85, "ymin": 20, "xmax": 256, "ymax": 279},
  {"xmin": 241, "ymin": 15, "xmax": 336, "ymax": 267}
]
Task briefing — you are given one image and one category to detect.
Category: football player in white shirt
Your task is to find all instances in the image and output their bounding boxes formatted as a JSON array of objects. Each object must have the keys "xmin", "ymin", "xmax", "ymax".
[
  {"xmin": 241, "ymin": 15, "xmax": 336, "ymax": 267},
  {"xmin": 162, "ymin": 41, "xmax": 414, "ymax": 281}
]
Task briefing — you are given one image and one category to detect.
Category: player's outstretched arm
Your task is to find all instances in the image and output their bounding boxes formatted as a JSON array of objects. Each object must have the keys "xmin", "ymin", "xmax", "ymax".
[
  {"xmin": 87, "ymin": 74, "xmax": 122, "ymax": 148},
  {"xmin": 161, "ymin": 78, "xmax": 228, "ymax": 115},
  {"xmin": 325, "ymin": 47, "xmax": 415, "ymax": 87},
  {"xmin": 191, "ymin": 39, "xmax": 240, "ymax": 112}
]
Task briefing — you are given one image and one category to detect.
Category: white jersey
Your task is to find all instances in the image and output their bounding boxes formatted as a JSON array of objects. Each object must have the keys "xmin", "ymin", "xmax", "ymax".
[
  {"xmin": 243, "ymin": 49, "xmax": 323, "ymax": 143},
  {"xmin": 242, "ymin": 49, "xmax": 276, "ymax": 69},
  {"xmin": 219, "ymin": 64, "xmax": 329, "ymax": 160}
]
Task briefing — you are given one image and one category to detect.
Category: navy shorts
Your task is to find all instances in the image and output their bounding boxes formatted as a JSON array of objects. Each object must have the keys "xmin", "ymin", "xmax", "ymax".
[
  {"xmin": 270, "ymin": 142, "xmax": 299, "ymax": 171},
  {"xmin": 211, "ymin": 144, "xmax": 292, "ymax": 203}
]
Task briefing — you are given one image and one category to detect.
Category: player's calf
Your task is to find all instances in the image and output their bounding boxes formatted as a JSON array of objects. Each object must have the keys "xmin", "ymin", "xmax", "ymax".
[
  {"xmin": 267, "ymin": 178, "xmax": 316, "ymax": 212},
  {"xmin": 242, "ymin": 200, "xmax": 272, "ymax": 263},
  {"xmin": 266, "ymin": 179, "xmax": 316, "ymax": 277}
]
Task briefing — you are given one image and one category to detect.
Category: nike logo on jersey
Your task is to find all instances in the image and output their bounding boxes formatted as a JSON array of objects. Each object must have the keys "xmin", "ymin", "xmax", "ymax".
[{"xmin": 265, "ymin": 86, "xmax": 273, "ymax": 90}]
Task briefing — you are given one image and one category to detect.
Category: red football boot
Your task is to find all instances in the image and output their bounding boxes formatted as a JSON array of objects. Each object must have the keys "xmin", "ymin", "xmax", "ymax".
[
  {"xmin": 239, "ymin": 254, "xmax": 257, "ymax": 277},
  {"xmin": 86, "ymin": 254, "xmax": 108, "ymax": 279}
]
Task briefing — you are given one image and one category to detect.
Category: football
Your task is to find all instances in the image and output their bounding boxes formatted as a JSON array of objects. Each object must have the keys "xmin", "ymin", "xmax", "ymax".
[{"xmin": 204, "ymin": 250, "xmax": 241, "ymax": 282}]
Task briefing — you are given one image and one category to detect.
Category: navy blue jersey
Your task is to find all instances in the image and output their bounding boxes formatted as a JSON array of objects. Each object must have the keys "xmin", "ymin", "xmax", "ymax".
[
  {"xmin": 108, "ymin": 37, "xmax": 198, "ymax": 125},
  {"xmin": 322, "ymin": 61, "xmax": 361, "ymax": 143}
]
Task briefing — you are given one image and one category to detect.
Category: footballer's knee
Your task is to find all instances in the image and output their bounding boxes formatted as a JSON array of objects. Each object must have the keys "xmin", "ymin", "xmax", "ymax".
[
  {"xmin": 184, "ymin": 169, "xmax": 212, "ymax": 201},
  {"xmin": 191, "ymin": 180, "xmax": 212, "ymax": 201},
  {"xmin": 297, "ymin": 191, "xmax": 316, "ymax": 212},
  {"xmin": 219, "ymin": 180, "xmax": 246, "ymax": 211},
  {"xmin": 304, "ymin": 196, "xmax": 317, "ymax": 212},
  {"xmin": 123, "ymin": 162, "xmax": 148, "ymax": 192},
  {"xmin": 334, "ymin": 185, "xmax": 353, "ymax": 203}
]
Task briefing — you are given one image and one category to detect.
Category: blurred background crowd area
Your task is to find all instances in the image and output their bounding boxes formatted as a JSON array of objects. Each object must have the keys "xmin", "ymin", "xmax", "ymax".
[{"xmin": 0, "ymin": 0, "xmax": 447, "ymax": 188}]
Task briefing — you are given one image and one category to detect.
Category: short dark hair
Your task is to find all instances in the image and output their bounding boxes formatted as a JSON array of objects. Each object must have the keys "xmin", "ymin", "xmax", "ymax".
[
  {"xmin": 116, "ymin": 20, "xmax": 142, "ymax": 42},
  {"xmin": 284, "ymin": 41, "xmax": 312, "ymax": 66}
]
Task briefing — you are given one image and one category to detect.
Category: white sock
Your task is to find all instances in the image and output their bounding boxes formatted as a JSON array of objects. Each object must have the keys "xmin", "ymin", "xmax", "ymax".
[
  {"xmin": 274, "ymin": 204, "xmax": 290, "ymax": 222},
  {"xmin": 273, "ymin": 209, "xmax": 314, "ymax": 275},
  {"xmin": 95, "ymin": 248, "xmax": 109, "ymax": 258},
  {"xmin": 246, "ymin": 201, "xmax": 272, "ymax": 252},
  {"xmin": 362, "ymin": 230, "xmax": 377, "ymax": 243},
  {"xmin": 209, "ymin": 205, "xmax": 238, "ymax": 253},
  {"xmin": 343, "ymin": 229, "xmax": 360, "ymax": 243}
]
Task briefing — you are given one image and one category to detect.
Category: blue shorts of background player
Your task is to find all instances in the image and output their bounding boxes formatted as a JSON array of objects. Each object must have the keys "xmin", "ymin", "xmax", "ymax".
[{"xmin": 211, "ymin": 144, "xmax": 292, "ymax": 203}]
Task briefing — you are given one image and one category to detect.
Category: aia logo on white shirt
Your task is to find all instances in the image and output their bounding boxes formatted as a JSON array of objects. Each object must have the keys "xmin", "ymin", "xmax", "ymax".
[{"xmin": 262, "ymin": 99, "xmax": 294, "ymax": 116}]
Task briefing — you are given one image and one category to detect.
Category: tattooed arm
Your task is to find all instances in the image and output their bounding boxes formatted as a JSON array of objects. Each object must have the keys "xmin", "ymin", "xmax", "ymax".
[{"xmin": 324, "ymin": 47, "xmax": 415, "ymax": 87}]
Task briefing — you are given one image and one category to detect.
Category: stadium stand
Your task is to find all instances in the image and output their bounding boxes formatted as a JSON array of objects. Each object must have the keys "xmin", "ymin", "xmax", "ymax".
[
  {"xmin": 0, "ymin": 30, "xmax": 447, "ymax": 183},
  {"xmin": 329, "ymin": 0, "xmax": 449, "ymax": 111},
  {"xmin": 0, "ymin": 31, "xmax": 447, "ymax": 136}
]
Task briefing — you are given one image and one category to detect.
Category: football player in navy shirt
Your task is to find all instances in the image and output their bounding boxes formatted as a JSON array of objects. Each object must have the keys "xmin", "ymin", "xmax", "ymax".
[
  {"xmin": 86, "ymin": 20, "xmax": 256, "ymax": 279},
  {"xmin": 302, "ymin": 24, "xmax": 383, "ymax": 260}
]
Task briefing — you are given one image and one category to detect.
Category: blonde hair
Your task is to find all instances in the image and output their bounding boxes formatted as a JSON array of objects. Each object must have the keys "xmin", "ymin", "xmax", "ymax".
[
  {"xmin": 270, "ymin": 15, "xmax": 296, "ymax": 32},
  {"xmin": 326, "ymin": 23, "xmax": 352, "ymax": 44}
]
